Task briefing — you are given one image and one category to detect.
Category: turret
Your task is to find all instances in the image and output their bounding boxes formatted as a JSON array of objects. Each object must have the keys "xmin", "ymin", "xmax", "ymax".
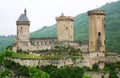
[
  {"xmin": 16, "ymin": 9, "xmax": 30, "ymax": 42},
  {"xmin": 14, "ymin": 9, "xmax": 31, "ymax": 51}
]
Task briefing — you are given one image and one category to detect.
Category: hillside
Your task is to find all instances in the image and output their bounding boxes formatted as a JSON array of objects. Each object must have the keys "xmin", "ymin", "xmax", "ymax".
[
  {"xmin": 0, "ymin": 1, "xmax": 120, "ymax": 52},
  {"xmin": 0, "ymin": 35, "xmax": 15, "ymax": 51}
]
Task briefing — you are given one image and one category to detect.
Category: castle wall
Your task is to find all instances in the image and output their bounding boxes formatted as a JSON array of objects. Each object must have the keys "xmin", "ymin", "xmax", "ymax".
[
  {"xmin": 105, "ymin": 55, "xmax": 120, "ymax": 62},
  {"xmin": 85, "ymin": 72, "xmax": 109, "ymax": 78},
  {"xmin": 57, "ymin": 41, "xmax": 80, "ymax": 49},
  {"xmin": 82, "ymin": 52, "xmax": 105, "ymax": 68},
  {"xmin": 9, "ymin": 54, "xmax": 120, "ymax": 68},
  {"xmin": 9, "ymin": 58, "xmax": 90, "ymax": 68},
  {"xmin": 30, "ymin": 38, "xmax": 58, "ymax": 50}
]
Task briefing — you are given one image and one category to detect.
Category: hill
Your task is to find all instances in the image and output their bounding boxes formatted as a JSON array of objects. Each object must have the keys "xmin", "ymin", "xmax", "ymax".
[
  {"xmin": 0, "ymin": 1, "xmax": 120, "ymax": 52},
  {"xmin": 0, "ymin": 35, "xmax": 15, "ymax": 51}
]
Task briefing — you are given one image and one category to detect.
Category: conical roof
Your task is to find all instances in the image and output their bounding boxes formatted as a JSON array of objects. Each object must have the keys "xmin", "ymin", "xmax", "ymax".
[{"xmin": 17, "ymin": 9, "xmax": 29, "ymax": 22}]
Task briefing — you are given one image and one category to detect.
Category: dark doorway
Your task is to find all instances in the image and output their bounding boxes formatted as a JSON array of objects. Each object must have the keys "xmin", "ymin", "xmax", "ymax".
[{"xmin": 98, "ymin": 32, "xmax": 101, "ymax": 36}]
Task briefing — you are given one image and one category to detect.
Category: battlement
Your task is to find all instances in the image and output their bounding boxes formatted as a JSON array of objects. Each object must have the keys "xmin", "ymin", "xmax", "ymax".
[
  {"xmin": 16, "ymin": 21, "xmax": 30, "ymax": 25},
  {"xmin": 88, "ymin": 10, "xmax": 105, "ymax": 16},
  {"xmin": 30, "ymin": 37, "xmax": 57, "ymax": 40},
  {"xmin": 56, "ymin": 16, "xmax": 74, "ymax": 21}
]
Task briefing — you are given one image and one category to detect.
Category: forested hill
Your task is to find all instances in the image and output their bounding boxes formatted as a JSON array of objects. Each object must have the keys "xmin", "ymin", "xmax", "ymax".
[{"xmin": 0, "ymin": 1, "xmax": 120, "ymax": 52}]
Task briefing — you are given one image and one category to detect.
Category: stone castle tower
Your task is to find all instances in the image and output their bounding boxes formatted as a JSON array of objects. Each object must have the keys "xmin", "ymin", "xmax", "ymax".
[
  {"xmin": 13, "ymin": 9, "xmax": 31, "ymax": 51},
  {"xmin": 88, "ymin": 10, "xmax": 105, "ymax": 52},
  {"xmin": 56, "ymin": 13, "xmax": 74, "ymax": 41}
]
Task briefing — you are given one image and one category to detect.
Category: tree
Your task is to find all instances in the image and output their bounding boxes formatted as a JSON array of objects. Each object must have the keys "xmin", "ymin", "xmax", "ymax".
[
  {"xmin": 28, "ymin": 67, "xmax": 50, "ymax": 78},
  {"xmin": 82, "ymin": 74, "xmax": 92, "ymax": 78},
  {"xmin": 0, "ymin": 68, "xmax": 12, "ymax": 78}
]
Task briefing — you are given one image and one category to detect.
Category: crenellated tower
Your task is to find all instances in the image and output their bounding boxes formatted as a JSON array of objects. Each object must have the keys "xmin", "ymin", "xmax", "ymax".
[
  {"xmin": 88, "ymin": 10, "xmax": 106, "ymax": 52},
  {"xmin": 56, "ymin": 13, "xmax": 74, "ymax": 41}
]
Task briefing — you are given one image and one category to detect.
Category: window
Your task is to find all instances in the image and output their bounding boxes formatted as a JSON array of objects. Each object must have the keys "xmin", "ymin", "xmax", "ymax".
[
  {"xmin": 98, "ymin": 32, "xmax": 101, "ymax": 36},
  {"xmin": 66, "ymin": 27, "xmax": 68, "ymax": 30},
  {"xmin": 20, "ymin": 27, "xmax": 23, "ymax": 33}
]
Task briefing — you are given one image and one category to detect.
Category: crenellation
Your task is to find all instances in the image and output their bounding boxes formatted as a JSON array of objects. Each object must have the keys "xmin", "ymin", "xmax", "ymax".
[
  {"xmin": 56, "ymin": 16, "xmax": 74, "ymax": 21},
  {"xmin": 16, "ymin": 21, "xmax": 30, "ymax": 25},
  {"xmin": 88, "ymin": 10, "xmax": 105, "ymax": 16}
]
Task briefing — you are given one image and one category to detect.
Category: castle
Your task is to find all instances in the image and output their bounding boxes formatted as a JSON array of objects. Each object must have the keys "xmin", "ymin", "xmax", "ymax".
[
  {"xmin": 10, "ymin": 9, "xmax": 120, "ymax": 78},
  {"xmin": 12, "ymin": 9, "xmax": 105, "ymax": 53},
  {"xmin": 10, "ymin": 10, "xmax": 113, "ymax": 74}
]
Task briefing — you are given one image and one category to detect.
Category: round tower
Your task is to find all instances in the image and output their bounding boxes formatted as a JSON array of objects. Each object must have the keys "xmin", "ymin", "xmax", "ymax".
[
  {"xmin": 88, "ymin": 10, "xmax": 105, "ymax": 52},
  {"xmin": 56, "ymin": 13, "xmax": 74, "ymax": 41},
  {"xmin": 15, "ymin": 9, "xmax": 31, "ymax": 51}
]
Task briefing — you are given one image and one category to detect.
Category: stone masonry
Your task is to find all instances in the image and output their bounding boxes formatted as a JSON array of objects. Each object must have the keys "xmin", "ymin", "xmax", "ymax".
[
  {"xmin": 56, "ymin": 13, "xmax": 74, "ymax": 41},
  {"xmin": 88, "ymin": 10, "xmax": 105, "ymax": 52}
]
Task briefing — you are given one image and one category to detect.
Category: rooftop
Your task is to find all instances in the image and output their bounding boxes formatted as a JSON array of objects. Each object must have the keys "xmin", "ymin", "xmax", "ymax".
[{"xmin": 17, "ymin": 9, "xmax": 29, "ymax": 22}]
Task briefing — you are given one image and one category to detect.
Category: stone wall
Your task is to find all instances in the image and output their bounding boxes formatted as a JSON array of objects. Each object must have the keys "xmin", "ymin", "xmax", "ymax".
[
  {"xmin": 9, "ymin": 58, "xmax": 90, "ymax": 68},
  {"xmin": 30, "ymin": 38, "xmax": 85, "ymax": 52},
  {"xmin": 10, "ymin": 52, "xmax": 120, "ymax": 69},
  {"xmin": 82, "ymin": 52, "xmax": 105, "ymax": 68},
  {"xmin": 30, "ymin": 37, "xmax": 58, "ymax": 50},
  {"xmin": 105, "ymin": 55, "xmax": 120, "ymax": 63},
  {"xmin": 85, "ymin": 72, "xmax": 109, "ymax": 78}
]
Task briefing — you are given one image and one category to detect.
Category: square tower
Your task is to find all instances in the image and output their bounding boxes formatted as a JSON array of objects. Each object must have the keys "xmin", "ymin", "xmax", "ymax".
[
  {"xmin": 13, "ymin": 9, "xmax": 31, "ymax": 51},
  {"xmin": 56, "ymin": 13, "xmax": 74, "ymax": 41},
  {"xmin": 88, "ymin": 10, "xmax": 105, "ymax": 52}
]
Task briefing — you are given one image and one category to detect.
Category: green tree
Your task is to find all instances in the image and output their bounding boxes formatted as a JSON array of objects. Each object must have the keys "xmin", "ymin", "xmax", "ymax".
[
  {"xmin": 18, "ymin": 66, "xmax": 29, "ymax": 76},
  {"xmin": 28, "ymin": 67, "xmax": 49, "ymax": 78},
  {"xmin": 50, "ymin": 66, "xmax": 84, "ymax": 78},
  {"xmin": 0, "ymin": 68, "xmax": 12, "ymax": 78},
  {"xmin": 82, "ymin": 74, "xmax": 92, "ymax": 78}
]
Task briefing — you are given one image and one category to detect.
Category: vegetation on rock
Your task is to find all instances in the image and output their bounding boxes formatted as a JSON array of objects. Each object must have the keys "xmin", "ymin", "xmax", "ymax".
[{"xmin": 0, "ymin": 50, "xmax": 120, "ymax": 78}]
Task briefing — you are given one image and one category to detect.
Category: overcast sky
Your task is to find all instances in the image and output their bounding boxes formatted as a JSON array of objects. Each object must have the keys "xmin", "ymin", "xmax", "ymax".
[{"xmin": 0, "ymin": 0, "xmax": 118, "ymax": 36}]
